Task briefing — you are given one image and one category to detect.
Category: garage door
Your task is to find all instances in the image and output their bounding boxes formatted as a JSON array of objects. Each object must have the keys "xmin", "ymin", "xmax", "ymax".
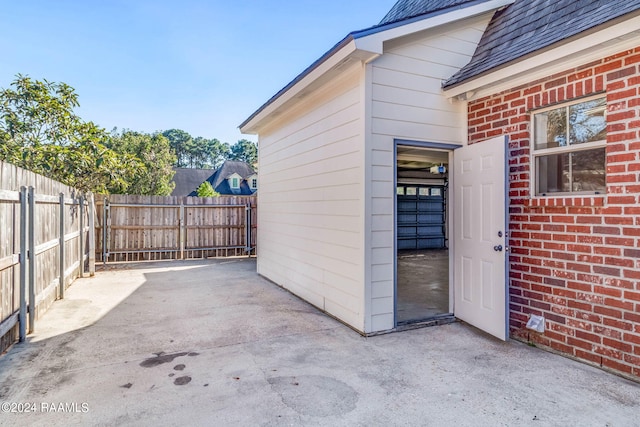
[{"xmin": 397, "ymin": 185, "xmax": 446, "ymax": 250}]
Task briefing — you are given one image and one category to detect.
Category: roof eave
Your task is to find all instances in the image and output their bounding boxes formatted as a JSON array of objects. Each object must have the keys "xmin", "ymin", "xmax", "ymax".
[
  {"xmin": 352, "ymin": 0, "xmax": 514, "ymax": 53},
  {"xmin": 239, "ymin": 36, "xmax": 370, "ymax": 134},
  {"xmin": 239, "ymin": 0, "xmax": 515, "ymax": 135},
  {"xmin": 443, "ymin": 13, "xmax": 640, "ymax": 101}
]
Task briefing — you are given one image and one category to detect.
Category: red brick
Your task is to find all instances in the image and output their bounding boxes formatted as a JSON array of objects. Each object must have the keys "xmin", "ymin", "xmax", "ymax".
[
  {"xmin": 604, "ymin": 51, "xmax": 633, "ymax": 62},
  {"xmin": 625, "ymin": 291, "xmax": 640, "ymax": 302},
  {"xmin": 607, "ymin": 66, "xmax": 637, "ymax": 81},
  {"xmin": 595, "ymin": 286, "xmax": 623, "ymax": 298},
  {"xmin": 608, "ymin": 132, "xmax": 638, "ymax": 143},
  {"xmin": 624, "ymin": 311, "xmax": 640, "ymax": 323},
  {"xmin": 604, "ymin": 278, "xmax": 634, "ymax": 289},
  {"xmin": 566, "ymin": 244, "xmax": 592, "ymax": 254},
  {"xmin": 567, "ymin": 300, "xmax": 592, "ymax": 311},
  {"xmin": 574, "ymin": 349, "xmax": 601, "ymax": 364},
  {"xmin": 624, "ymin": 269, "xmax": 640, "ymax": 280},
  {"xmin": 608, "ymin": 88, "xmax": 638, "ymax": 102},
  {"xmin": 605, "ymin": 237, "xmax": 634, "ymax": 246},
  {"xmin": 592, "ymin": 265, "xmax": 620, "ymax": 277},
  {"xmin": 593, "ymin": 246, "xmax": 621, "ymax": 256},
  {"xmin": 602, "ymin": 358, "xmax": 633, "ymax": 374},
  {"xmin": 594, "ymin": 305, "xmax": 623, "ymax": 319},
  {"xmin": 623, "ymin": 227, "xmax": 640, "ymax": 236},
  {"xmin": 550, "ymin": 341, "xmax": 573, "ymax": 354},
  {"xmin": 568, "ymin": 337, "xmax": 595, "ymax": 352},
  {"xmin": 602, "ymin": 337, "xmax": 633, "ymax": 354},
  {"xmin": 624, "ymin": 248, "xmax": 640, "ymax": 258},
  {"xmin": 523, "ymin": 85, "xmax": 542, "ymax": 95},
  {"xmin": 567, "ymin": 262, "xmax": 591, "ymax": 273},
  {"xmin": 623, "ymin": 333, "xmax": 640, "ymax": 345},
  {"xmin": 568, "ymin": 281, "xmax": 593, "ymax": 293},
  {"xmin": 577, "ymin": 255, "xmax": 603, "ymax": 264},
  {"xmin": 603, "ymin": 317, "xmax": 633, "ymax": 331}
]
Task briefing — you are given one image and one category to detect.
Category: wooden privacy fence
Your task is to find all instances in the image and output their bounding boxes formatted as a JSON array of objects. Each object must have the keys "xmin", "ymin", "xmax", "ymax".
[
  {"xmin": 95, "ymin": 194, "xmax": 257, "ymax": 262},
  {"xmin": 0, "ymin": 161, "xmax": 94, "ymax": 354}
]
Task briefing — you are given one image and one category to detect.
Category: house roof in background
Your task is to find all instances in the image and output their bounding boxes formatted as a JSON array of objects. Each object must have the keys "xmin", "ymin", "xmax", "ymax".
[
  {"xmin": 206, "ymin": 160, "xmax": 256, "ymax": 196},
  {"xmin": 379, "ymin": 0, "xmax": 488, "ymax": 25},
  {"xmin": 170, "ymin": 168, "xmax": 215, "ymax": 197},
  {"xmin": 444, "ymin": 0, "xmax": 640, "ymax": 88}
]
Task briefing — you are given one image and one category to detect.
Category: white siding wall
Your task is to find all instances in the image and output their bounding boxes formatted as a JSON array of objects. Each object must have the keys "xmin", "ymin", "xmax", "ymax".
[
  {"xmin": 257, "ymin": 64, "xmax": 366, "ymax": 331},
  {"xmin": 364, "ymin": 14, "xmax": 492, "ymax": 332}
]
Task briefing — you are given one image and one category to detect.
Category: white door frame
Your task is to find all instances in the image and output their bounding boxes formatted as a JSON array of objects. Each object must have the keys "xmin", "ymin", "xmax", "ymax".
[
  {"xmin": 393, "ymin": 139, "xmax": 462, "ymax": 327},
  {"xmin": 393, "ymin": 137, "xmax": 509, "ymax": 339}
]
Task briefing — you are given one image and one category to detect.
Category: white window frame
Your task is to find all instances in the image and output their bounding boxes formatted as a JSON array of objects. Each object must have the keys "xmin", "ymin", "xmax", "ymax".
[
  {"xmin": 230, "ymin": 177, "xmax": 239, "ymax": 189},
  {"xmin": 251, "ymin": 178, "xmax": 257, "ymax": 190},
  {"xmin": 531, "ymin": 95, "xmax": 607, "ymax": 196}
]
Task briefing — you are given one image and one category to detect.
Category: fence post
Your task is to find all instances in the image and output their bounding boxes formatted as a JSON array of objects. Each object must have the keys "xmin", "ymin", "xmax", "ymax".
[
  {"xmin": 79, "ymin": 194, "xmax": 85, "ymax": 277},
  {"xmin": 28, "ymin": 186, "xmax": 35, "ymax": 333},
  {"xmin": 88, "ymin": 193, "xmax": 96, "ymax": 276},
  {"xmin": 245, "ymin": 205, "xmax": 251, "ymax": 256},
  {"xmin": 102, "ymin": 198, "xmax": 108, "ymax": 265},
  {"xmin": 180, "ymin": 203, "xmax": 185, "ymax": 260},
  {"xmin": 19, "ymin": 187, "xmax": 27, "ymax": 342},
  {"xmin": 59, "ymin": 193, "xmax": 65, "ymax": 299}
]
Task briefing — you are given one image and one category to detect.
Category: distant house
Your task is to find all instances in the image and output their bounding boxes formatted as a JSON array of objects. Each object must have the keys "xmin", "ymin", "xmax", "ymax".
[
  {"xmin": 203, "ymin": 160, "xmax": 257, "ymax": 196},
  {"xmin": 241, "ymin": 0, "xmax": 640, "ymax": 380},
  {"xmin": 171, "ymin": 168, "xmax": 216, "ymax": 197},
  {"xmin": 170, "ymin": 161, "xmax": 257, "ymax": 196}
]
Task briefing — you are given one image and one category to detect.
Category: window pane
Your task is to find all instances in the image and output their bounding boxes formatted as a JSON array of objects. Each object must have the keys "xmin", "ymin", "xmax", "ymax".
[
  {"xmin": 419, "ymin": 188, "xmax": 429, "ymax": 196},
  {"xmin": 406, "ymin": 187, "xmax": 417, "ymax": 196},
  {"xmin": 537, "ymin": 153, "xmax": 570, "ymax": 194},
  {"xmin": 397, "ymin": 187, "xmax": 405, "ymax": 195},
  {"xmin": 535, "ymin": 107, "xmax": 566, "ymax": 149},
  {"xmin": 569, "ymin": 98, "xmax": 606, "ymax": 145},
  {"xmin": 571, "ymin": 148, "xmax": 606, "ymax": 192}
]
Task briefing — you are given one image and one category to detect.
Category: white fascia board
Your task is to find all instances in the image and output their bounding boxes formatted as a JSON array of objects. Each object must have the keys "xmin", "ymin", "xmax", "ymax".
[
  {"xmin": 353, "ymin": 0, "xmax": 515, "ymax": 53},
  {"xmin": 443, "ymin": 14, "xmax": 640, "ymax": 100},
  {"xmin": 240, "ymin": 0, "xmax": 514, "ymax": 135},
  {"xmin": 240, "ymin": 39, "xmax": 372, "ymax": 134}
]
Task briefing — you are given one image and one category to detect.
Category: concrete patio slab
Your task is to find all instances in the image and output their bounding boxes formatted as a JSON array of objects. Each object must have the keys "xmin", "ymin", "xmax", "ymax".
[{"xmin": 0, "ymin": 258, "xmax": 638, "ymax": 426}]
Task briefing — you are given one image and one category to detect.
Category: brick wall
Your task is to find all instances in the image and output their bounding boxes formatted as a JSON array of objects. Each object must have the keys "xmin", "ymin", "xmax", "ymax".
[{"xmin": 468, "ymin": 47, "xmax": 640, "ymax": 379}]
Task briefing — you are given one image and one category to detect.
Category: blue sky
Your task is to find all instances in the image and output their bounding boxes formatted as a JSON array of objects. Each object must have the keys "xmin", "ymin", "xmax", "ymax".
[{"xmin": 0, "ymin": 0, "xmax": 394, "ymax": 145}]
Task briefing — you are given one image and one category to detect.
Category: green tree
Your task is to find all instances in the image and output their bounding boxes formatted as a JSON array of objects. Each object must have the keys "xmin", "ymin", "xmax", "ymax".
[
  {"xmin": 163, "ymin": 128, "xmax": 193, "ymax": 167},
  {"xmin": 0, "ymin": 75, "xmax": 138, "ymax": 193},
  {"xmin": 108, "ymin": 129, "xmax": 176, "ymax": 195},
  {"xmin": 196, "ymin": 181, "xmax": 219, "ymax": 197},
  {"xmin": 229, "ymin": 139, "xmax": 257, "ymax": 165},
  {"xmin": 195, "ymin": 137, "xmax": 229, "ymax": 169}
]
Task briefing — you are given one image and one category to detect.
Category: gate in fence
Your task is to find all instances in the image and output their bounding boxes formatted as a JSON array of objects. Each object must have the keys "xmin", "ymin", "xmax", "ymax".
[{"xmin": 96, "ymin": 195, "xmax": 256, "ymax": 262}]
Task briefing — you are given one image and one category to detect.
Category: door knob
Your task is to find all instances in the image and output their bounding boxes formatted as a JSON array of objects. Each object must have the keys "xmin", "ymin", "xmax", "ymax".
[{"xmin": 493, "ymin": 245, "xmax": 503, "ymax": 252}]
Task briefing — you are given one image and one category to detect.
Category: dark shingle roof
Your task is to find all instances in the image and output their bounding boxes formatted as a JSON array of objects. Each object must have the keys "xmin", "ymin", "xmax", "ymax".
[
  {"xmin": 444, "ymin": 0, "xmax": 640, "ymax": 88},
  {"xmin": 171, "ymin": 168, "xmax": 215, "ymax": 196},
  {"xmin": 379, "ymin": 0, "xmax": 487, "ymax": 25},
  {"xmin": 206, "ymin": 161, "xmax": 256, "ymax": 196}
]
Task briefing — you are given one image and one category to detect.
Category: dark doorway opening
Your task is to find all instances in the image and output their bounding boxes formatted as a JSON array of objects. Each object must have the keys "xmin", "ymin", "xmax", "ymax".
[{"xmin": 396, "ymin": 146, "xmax": 451, "ymax": 325}]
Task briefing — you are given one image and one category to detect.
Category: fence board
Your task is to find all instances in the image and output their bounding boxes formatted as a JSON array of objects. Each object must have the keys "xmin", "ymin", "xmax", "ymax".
[
  {"xmin": 95, "ymin": 194, "xmax": 256, "ymax": 262},
  {"xmin": 0, "ymin": 160, "xmax": 93, "ymax": 354}
]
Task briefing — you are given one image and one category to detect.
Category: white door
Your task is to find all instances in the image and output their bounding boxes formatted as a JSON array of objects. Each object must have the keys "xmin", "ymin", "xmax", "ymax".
[{"xmin": 453, "ymin": 135, "xmax": 508, "ymax": 340}]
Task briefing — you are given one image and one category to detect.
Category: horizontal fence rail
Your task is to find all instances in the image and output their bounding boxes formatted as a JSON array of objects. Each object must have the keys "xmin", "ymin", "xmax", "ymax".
[
  {"xmin": 95, "ymin": 195, "xmax": 257, "ymax": 263},
  {"xmin": 0, "ymin": 161, "xmax": 94, "ymax": 354}
]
